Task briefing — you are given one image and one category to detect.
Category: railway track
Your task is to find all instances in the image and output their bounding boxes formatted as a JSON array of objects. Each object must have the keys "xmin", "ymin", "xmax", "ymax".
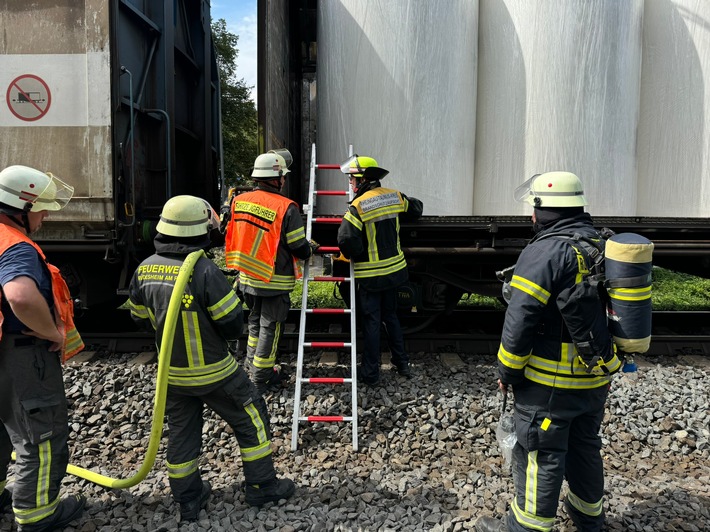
[{"xmin": 79, "ymin": 310, "xmax": 710, "ymax": 357}]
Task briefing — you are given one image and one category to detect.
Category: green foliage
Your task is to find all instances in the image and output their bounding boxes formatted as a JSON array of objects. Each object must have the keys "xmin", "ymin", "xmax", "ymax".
[
  {"xmin": 207, "ymin": 251, "xmax": 710, "ymax": 312},
  {"xmin": 290, "ymin": 281, "xmax": 347, "ymax": 309},
  {"xmin": 458, "ymin": 293, "xmax": 506, "ymax": 310},
  {"xmin": 209, "ymin": 247, "xmax": 227, "ymax": 270},
  {"xmin": 651, "ymin": 267, "xmax": 710, "ymax": 310},
  {"xmin": 212, "ymin": 19, "xmax": 257, "ymax": 189}
]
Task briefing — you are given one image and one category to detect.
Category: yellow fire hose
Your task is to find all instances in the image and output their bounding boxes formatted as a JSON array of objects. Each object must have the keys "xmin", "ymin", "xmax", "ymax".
[{"xmin": 12, "ymin": 250, "xmax": 204, "ymax": 489}]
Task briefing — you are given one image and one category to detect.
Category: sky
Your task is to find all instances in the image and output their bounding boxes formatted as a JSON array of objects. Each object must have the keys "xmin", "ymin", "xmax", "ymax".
[{"xmin": 211, "ymin": 0, "xmax": 258, "ymax": 103}]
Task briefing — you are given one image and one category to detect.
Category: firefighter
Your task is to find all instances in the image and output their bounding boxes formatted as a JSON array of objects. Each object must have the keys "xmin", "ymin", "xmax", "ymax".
[
  {"xmin": 224, "ymin": 150, "xmax": 314, "ymax": 395},
  {"xmin": 336, "ymin": 155, "xmax": 423, "ymax": 386},
  {"xmin": 475, "ymin": 172, "xmax": 622, "ymax": 532},
  {"xmin": 127, "ymin": 195, "xmax": 295, "ymax": 521},
  {"xmin": 0, "ymin": 165, "xmax": 86, "ymax": 531}
]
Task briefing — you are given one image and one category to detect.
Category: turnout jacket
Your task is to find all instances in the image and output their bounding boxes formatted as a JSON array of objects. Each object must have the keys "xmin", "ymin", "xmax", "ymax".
[
  {"xmin": 337, "ymin": 180, "xmax": 423, "ymax": 291},
  {"xmin": 127, "ymin": 238, "xmax": 244, "ymax": 391},
  {"xmin": 225, "ymin": 184, "xmax": 312, "ymax": 296},
  {"xmin": 497, "ymin": 213, "xmax": 622, "ymax": 390}
]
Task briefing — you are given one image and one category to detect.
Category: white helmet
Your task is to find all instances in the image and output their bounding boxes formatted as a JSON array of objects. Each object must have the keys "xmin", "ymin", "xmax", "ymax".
[
  {"xmin": 251, "ymin": 149, "xmax": 293, "ymax": 179},
  {"xmin": 514, "ymin": 171, "xmax": 587, "ymax": 207},
  {"xmin": 156, "ymin": 195, "xmax": 210, "ymax": 237},
  {"xmin": 0, "ymin": 165, "xmax": 74, "ymax": 212}
]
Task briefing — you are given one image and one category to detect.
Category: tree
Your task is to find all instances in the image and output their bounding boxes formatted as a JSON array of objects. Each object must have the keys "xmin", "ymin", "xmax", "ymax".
[{"xmin": 212, "ymin": 19, "xmax": 257, "ymax": 188}]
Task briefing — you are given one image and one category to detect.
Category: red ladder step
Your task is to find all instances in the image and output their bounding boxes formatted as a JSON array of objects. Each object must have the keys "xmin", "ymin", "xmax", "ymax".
[
  {"xmin": 302, "ymin": 377, "xmax": 351, "ymax": 384},
  {"xmin": 315, "ymin": 164, "xmax": 340, "ymax": 170},
  {"xmin": 315, "ymin": 190, "xmax": 347, "ymax": 196},
  {"xmin": 301, "ymin": 416, "xmax": 353, "ymax": 423},
  {"xmin": 311, "ymin": 276, "xmax": 349, "ymax": 282},
  {"xmin": 305, "ymin": 308, "xmax": 349, "ymax": 314},
  {"xmin": 304, "ymin": 342, "xmax": 352, "ymax": 348},
  {"xmin": 313, "ymin": 217, "xmax": 343, "ymax": 224},
  {"xmin": 303, "ymin": 416, "xmax": 355, "ymax": 423},
  {"xmin": 315, "ymin": 246, "xmax": 340, "ymax": 253}
]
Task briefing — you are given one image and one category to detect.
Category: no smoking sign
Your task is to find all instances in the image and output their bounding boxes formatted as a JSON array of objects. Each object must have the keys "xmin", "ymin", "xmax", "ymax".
[{"xmin": 6, "ymin": 74, "xmax": 52, "ymax": 122}]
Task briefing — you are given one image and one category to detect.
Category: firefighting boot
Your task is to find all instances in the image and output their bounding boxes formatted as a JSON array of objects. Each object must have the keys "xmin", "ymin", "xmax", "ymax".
[
  {"xmin": 394, "ymin": 362, "xmax": 413, "ymax": 378},
  {"xmin": 17, "ymin": 494, "xmax": 86, "ymax": 532},
  {"xmin": 245, "ymin": 478, "xmax": 295, "ymax": 507},
  {"xmin": 474, "ymin": 516, "xmax": 508, "ymax": 532},
  {"xmin": 179, "ymin": 481, "xmax": 211, "ymax": 522},
  {"xmin": 564, "ymin": 497, "xmax": 604, "ymax": 532}
]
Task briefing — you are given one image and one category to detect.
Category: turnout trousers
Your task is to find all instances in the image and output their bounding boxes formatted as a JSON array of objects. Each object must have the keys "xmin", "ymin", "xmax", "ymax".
[
  {"xmin": 506, "ymin": 382, "xmax": 609, "ymax": 532},
  {"xmin": 0, "ymin": 337, "xmax": 69, "ymax": 527},
  {"xmin": 243, "ymin": 293, "xmax": 290, "ymax": 385},
  {"xmin": 165, "ymin": 368, "xmax": 275, "ymax": 504},
  {"xmin": 358, "ymin": 286, "xmax": 409, "ymax": 382}
]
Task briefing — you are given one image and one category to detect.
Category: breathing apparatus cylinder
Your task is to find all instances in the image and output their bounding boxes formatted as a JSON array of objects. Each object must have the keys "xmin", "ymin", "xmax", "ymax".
[{"xmin": 604, "ymin": 233, "xmax": 654, "ymax": 356}]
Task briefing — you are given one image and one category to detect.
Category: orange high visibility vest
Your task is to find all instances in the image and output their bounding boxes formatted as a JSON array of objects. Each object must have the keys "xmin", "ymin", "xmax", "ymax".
[
  {"xmin": 0, "ymin": 225, "xmax": 84, "ymax": 362},
  {"xmin": 224, "ymin": 190, "xmax": 298, "ymax": 282}
]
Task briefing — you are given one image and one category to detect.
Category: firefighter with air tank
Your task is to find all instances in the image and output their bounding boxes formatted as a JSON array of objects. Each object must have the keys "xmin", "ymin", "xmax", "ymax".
[{"xmin": 476, "ymin": 172, "xmax": 622, "ymax": 532}]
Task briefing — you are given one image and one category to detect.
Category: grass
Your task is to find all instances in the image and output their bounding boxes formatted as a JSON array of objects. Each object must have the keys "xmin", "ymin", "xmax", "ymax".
[
  {"xmin": 651, "ymin": 267, "xmax": 710, "ymax": 310},
  {"xmin": 209, "ymin": 250, "xmax": 709, "ymax": 311}
]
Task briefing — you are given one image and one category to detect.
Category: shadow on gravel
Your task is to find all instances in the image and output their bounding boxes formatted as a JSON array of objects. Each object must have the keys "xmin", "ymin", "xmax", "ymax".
[{"xmin": 606, "ymin": 487, "xmax": 710, "ymax": 532}]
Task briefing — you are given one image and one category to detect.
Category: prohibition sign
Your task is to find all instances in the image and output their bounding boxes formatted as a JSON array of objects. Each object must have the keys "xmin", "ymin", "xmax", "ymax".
[{"xmin": 6, "ymin": 74, "xmax": 52, "ymax": 122}]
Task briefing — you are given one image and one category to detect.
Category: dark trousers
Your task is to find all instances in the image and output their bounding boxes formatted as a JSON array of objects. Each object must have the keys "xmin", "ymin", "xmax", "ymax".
[
  {"xmin": 0, "ymin": 338, "xmax": 69, "ymax": 525},
  {"xmin": 507, "ymin": 382, "xmax": 608, "ymax": 532},
  {"xmin": 244, "ymin": 293, "xmax": 290, "ymax": 384},
  {"xmin": 165, "ymin": 368, "xmax": 275, "ymax": 503},
  {"xmin": 357, "ymin": 286, "xmax": 409, "ymax": 381}
]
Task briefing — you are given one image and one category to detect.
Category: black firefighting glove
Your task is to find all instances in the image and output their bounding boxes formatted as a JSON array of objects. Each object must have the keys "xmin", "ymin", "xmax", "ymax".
[{"xmin": 309, "ymin": 239, "xmax": 320, "ymax": 253}]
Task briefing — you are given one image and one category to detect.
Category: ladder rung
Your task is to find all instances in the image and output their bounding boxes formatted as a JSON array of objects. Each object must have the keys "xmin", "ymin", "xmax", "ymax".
[
  {"xmin": 315, "ymin": 190, "xmax": 347, "ymax": 196},
  {"xmin": 305, "ymin": 342, "xmax": 351, "ymax": 348},
  {"xmin": 315, "ymin": 164, "xmax": 341, "ymax": 170},
  {"xmin": 302, "ymin": 377, "xmax": 349, "ymax": 384},
  {"xmin": 302, "ymin": 416, "xmax": 354, "ymax": 422},
  {"xmin": 313, "ymin": 217, "xmax": 343, "ymax": 224},
  {"xmin": 312, "ymin": 276, "xmax": 349, "ymax": 282},
  {"xmin": 306, "ymin": 308, "xmax": 348, "ymax": 314},
  {"xmin": 316, "ymin": 246, "xmax": 340, "ymax": 253}
]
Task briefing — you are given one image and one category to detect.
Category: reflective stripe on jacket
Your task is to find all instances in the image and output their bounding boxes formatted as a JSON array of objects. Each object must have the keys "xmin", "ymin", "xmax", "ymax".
[
  {"xmin": 0, "ymin": 225, "xmax": 84, "ymax": 362},
  {"xmin": 497, "ymin": 214, "xmax": 621, "ymax": 390},
  {"xmin": 225, "ymin": 189, "xmax": 300, "ymax": 284},
  {"xmin": 337, "ymin": 185, "xmax": 423, "ymax": 291},
  {"xmin": 127, "ymin": 245, "xmax": 243, "ymax": 390}
]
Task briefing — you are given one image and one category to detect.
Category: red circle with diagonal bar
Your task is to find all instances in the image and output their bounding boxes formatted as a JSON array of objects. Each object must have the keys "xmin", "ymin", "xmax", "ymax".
[{"xmin": 6, "ymin": 74, "xmax": 52, "ymax": 122}]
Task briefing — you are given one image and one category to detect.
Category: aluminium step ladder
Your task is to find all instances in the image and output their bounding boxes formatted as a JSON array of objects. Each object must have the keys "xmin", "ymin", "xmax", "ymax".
[{"xmin": 291, "ymin": 143, "xmax": 359, "ymax": 451}]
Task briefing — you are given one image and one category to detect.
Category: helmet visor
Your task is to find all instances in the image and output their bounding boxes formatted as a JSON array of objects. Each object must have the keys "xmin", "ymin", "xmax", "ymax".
[
  {"xmin": 202, "ymin": 199, "xmax": 221, "ymax": 231},
  {"xmin": 268, "ymin": 149, "xmax": 293, "ymax": 174},
  {"xmin": 32, "ymin": 172, "xmax": 74, "ymax": 211},
  {"xmin": 339, "ymin": 154, "xmax": 362, "ymax": 175},
  {"xmin": 513, "ymin": 174, "xmax": 540, "ymax": 203}
]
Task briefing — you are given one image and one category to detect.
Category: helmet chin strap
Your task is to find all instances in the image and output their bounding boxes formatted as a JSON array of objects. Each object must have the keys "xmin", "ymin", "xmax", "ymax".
[{"xmin": 7, "ymin": 213, "xmax": 31, "ymax": 233}]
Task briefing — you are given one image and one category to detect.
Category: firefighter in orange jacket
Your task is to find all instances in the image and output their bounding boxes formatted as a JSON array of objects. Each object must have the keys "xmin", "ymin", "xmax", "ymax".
[
  {"xmin": 0, "ymin": 165, "xmax": 86, "ymax": 532},
  {"xmin": 224, "ymin": 150, "xmax": 313, "ymax": 394}
]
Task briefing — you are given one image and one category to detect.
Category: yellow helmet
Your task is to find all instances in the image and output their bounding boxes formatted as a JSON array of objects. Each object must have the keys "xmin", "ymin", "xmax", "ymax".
[
  {"xmin": 514, "ymin": 171, "xmax": 587, "ymax": 207},
  {"xmin": 339, "ymin": 154, "xmax": 389, "ymax": 180},
  {"xmin": 0, "ymin": 165, "xmax": 73, "ymax": 212},
  {"xmin": 156, "ymin": 195, "xmax": 210, "ymax": 237}
]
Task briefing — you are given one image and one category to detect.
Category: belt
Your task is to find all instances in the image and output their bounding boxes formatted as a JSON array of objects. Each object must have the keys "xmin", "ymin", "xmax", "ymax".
[{"xmin": 3, "ymin": 335, "xmax": 44, "ymax": 347}]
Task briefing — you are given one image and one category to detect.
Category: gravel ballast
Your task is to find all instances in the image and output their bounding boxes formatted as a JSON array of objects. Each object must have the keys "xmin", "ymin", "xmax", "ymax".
[{"xmin": 1, "ymin": 351, "xmax": 708, "ymax": 531}]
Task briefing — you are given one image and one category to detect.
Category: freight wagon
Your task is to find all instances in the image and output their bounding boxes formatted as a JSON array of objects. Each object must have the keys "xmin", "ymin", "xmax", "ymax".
[
  {"xmin": 0, "ymin": 0, "xmax": 222, "ymax": 321},
  {"xmin": 259, "ymin": 0, "xmax": 710, "ymax": 314}
]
